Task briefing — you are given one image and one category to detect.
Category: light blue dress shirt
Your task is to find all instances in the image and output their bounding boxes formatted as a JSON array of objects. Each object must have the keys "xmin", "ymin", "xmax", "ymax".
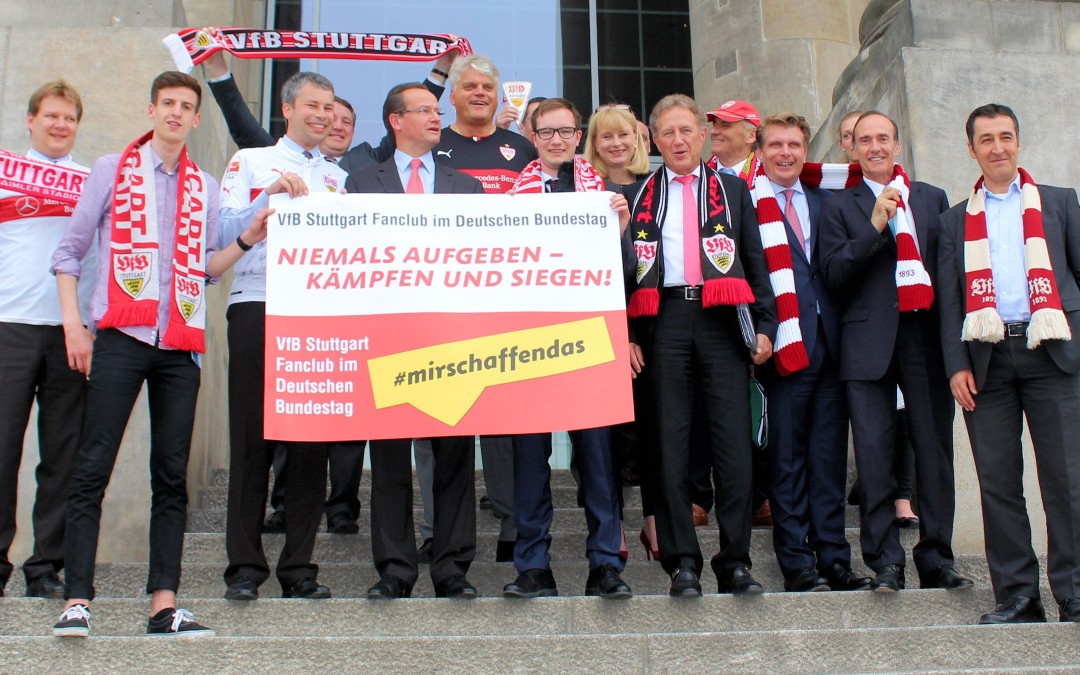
[
  {"xmin": 395, "ymin": 150, "xmax": 435, "ymax": 194},
  {"xmin": 985, "ymin": 174, "xmax": 1030, "ymax": 322}
]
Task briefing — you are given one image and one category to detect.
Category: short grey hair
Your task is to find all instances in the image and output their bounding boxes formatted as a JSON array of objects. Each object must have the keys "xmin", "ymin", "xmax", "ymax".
[
  {"xmin": 281, "ymin": 71, "xmax": 334, "ymax": 106},
  {"xmin": 448, "ymin": 54, "xmax": 500, "ymax": 92},
  {"xmin": 649, "ymin": 94, "xmax": 706, "ymax": 136}
]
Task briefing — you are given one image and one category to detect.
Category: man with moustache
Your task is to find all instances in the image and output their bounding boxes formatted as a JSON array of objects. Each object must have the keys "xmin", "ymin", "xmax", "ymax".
[{"xmin": 818, "ymin": 111, "xmax": 972, "ymax": 594}]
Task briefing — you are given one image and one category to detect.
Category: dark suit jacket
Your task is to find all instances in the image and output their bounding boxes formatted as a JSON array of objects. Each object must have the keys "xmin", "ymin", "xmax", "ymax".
[
  {"xmin": 818, "ymin": 178, "xmax": 949, "ymax": 381},
  {"xmin": 207, "ymin": 74, "xmax": 445, "ymax": 171},
  {"xmin": 785, "ymin": 185, "xmax": 840, "ymax": 362},
  {"xmin": 937, "ymin": 184, "xmax": 1080, "ymax": 388},
  {"xmin": 344, "ymin": 156, "xmax": 485, "ymax": 195},
  {"xmin": 631, "ymin": 169, "xmax": 779, "ymax": 349}
]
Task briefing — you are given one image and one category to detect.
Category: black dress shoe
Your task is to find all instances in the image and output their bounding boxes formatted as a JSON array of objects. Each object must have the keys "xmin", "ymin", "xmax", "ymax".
[
  {"xmin": 585, "ymin": 564, "xmax": 632, "ymax": 599},
  {"xmin": 503, "ymin": 568, "xmax": 558, "ymax": 598},
  {"xmin": 367, "ymin": 575, "xmax": 412, "ymax": 599},
  {"xmin": 435, "ymin": 574, "xmax": 477, "ymax": 599},
  {"xmin": 921, "ymin": 565, "xmax": 974, "ymax": 591},
  {"xmin": 784, "ymin": 567, "xmax": 830, "ymax": 592},
  {"xmin": 223, "ymin": 576, "xmax": 258, "ymax": 601},
  {"xmin": 26, "ymin": 572, "xmax": 64, "ymax": 599},
  {"xmin": 718, "ymin": 566, "xmax": 765, "ymax": 595},
  {"xmin": 326, "ymin": 513, "xmax": 359, "ymax": 535},
  {"xmin": 870, "ymin": 564, "xmax": 905, "ymax": 593},
  {"xmin": 262, "ymin": 510, "xmax": 286, "ymax": 533},
  {"xmin": 979, "ymin": 595, "xmax": 1046, "ymax": 624},
  {"xmin": 283, "ymin": 578, "xmax": 331, "ymax": 599},
  {"xmin": 417, "ymin": 538, "xmax": 434, "ymax": 565},
  {"xmin": 822, "ymin": 562, "xmax": 871, "ymax": 591},
  {"xmin": 495, "ymin": 539, "xmax": 516, "ymax": 563},
  {"xmin": 1059, "ymin": 598, "xmax": 1080, "ymax": 622},
  {"xmin": 894, "ymin": 516, "xmax": 920, "ymax": 529},
  {"xmin": 669, "ymin": 568, "xmax": 703, "ymax": 598}
]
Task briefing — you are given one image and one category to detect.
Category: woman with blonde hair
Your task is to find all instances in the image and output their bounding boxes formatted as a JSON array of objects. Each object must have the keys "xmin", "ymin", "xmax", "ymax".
[{"xmin": 584, "ymin": 105, "xmax": 650, "ymax": 188}]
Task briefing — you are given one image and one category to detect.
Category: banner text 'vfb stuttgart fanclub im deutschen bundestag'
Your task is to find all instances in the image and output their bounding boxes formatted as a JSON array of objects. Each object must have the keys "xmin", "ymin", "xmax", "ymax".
[{"xmin": 265, "ymin": 191, "xmax": 633, "ymax": 441}]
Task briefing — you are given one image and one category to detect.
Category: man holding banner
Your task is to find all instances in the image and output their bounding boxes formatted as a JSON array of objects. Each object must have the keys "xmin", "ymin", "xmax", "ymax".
[
  {"xmin": 217, "ymin": 71, "xmax": 347, "ymax": 602},
  {"xmin": 0, "ymin": 81, "xmax": 94, "ymax": 600}
]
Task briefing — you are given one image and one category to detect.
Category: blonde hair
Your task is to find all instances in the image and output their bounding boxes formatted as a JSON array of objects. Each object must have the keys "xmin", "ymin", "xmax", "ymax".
[{"xmin": 584, "ymin": 107, "xmax": 650, "ymax": 178}]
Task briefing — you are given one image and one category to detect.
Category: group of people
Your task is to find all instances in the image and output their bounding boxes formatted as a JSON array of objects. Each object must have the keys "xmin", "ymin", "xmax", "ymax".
[{"xmin": 1, "ymin": 39, "xmax": 1078, "ymax": 641}]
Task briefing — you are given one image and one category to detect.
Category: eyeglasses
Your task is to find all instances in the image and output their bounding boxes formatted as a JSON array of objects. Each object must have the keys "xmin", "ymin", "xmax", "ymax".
[
  {"xmin": 535, "ymin": 127, "xmax": 578, "ymax": 140},
  {"xmin": 397, "ymin": 107, "xmax": 444, "ymax": 118}
]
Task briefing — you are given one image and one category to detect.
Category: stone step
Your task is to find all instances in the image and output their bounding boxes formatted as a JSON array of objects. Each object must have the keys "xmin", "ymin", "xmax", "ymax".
[
  {"xmin": 0, "ymin": 590, "xmax": 1025, "ymax": 637},
  {"xmin": 185, "ymin": 505, "xmax": 796, "ymax": 533},
  {"xmin": 2, "ymin": 623, "xmax": 1078, "ymax": 672},
  {"xmin": 204, "ymin": 468, "xmax": 597, "ymax": 491},
  {"xmin": 177, "ymin": 527, "xmax": 923, "ymax": 565},
  {"xmin": 0, "ymin": 553, "xmax": 1005, "ymax": 600}
]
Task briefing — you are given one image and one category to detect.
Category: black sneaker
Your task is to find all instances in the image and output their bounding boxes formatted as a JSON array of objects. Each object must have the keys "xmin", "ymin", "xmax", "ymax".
[
  {"xmin": 146, "ymin": 608, "xmax": 214, "ymax": 637},
  {"xmin": 52, "ymin": 604, "xmax": 91, "ymax": 637}
]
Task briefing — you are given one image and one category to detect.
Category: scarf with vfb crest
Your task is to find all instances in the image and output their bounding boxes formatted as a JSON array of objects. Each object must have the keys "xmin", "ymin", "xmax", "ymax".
[
  {"xmin": 961, "ymin": 168, "xmax": 1070, "ymax": 348},
  {"xmin": 627, "ymin": 163, "xmax": 754, "ymax": 317},
  {"xmin": 511, "ymin": 156, "xmax": 607, "ymax": 194},
  {"xmin": 98, "ymin": 130, "xmax": 209, "ymax": 353}
]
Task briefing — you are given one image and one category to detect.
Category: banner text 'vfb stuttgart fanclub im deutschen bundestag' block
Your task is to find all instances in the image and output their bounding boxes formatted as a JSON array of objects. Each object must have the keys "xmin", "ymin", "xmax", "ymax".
[{"xmin": 265, "ymin": 191, "xmax": 633, "ymax": 441}]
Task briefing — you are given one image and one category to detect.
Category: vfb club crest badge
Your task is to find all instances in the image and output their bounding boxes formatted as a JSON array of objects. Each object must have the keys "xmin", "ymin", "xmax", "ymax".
[
  {"xmin": 175, "ymin": 275, "xmax": 203, "ymax": 322},
  {"xmin": 114, "ymin": 252, "xmax": 154, "ymax": 299},
  {"xmin": 634, "ymin": 241, "xmax": 657, "ymax": 283},
  {"xmin": 499, "ymin": 145, "xmax": 516, "ymax": 162},
  {"xmin": 702, "ymin": 234, "xmax": 736, "ymax": 274}
]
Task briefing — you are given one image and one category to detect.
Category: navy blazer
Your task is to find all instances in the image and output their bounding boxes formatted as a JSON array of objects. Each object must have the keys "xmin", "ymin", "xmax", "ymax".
[
  {"xmin": 783, "ymin": 185, "xmax": 840, "ymax": 362},
  {"xmin": 937, "ymin": 184, "xmax": 1080, "ymax": 388},
  {"xmin": 344, "ymin": 156, "xmax": 485, "ymax": 195},
  {"xmin": 817, "ymin": 178, "xmax": 950, "ymax": 381}
]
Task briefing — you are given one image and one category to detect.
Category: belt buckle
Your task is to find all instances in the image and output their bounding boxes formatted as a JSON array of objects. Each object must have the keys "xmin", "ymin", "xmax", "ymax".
[
  {"xmin": 684, "ymin": 286, "xmax": 695, "ymax": 300},
  {"xmin": 1006, "ymin": 322, "xmax": 1026, "ymax": 338}
]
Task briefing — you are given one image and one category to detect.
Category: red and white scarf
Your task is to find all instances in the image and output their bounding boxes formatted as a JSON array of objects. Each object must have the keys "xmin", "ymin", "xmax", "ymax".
[
  {"xmin": 512, "ymin": 156, "xmax": 606, "ymax": 194},
  {"xmin": 962, "ymin": 168, "xmax": 1070, "ymax": 348},
  {"xmin": 707, "ymin": 153, "xmax": 863, "ymax": 192},
  {"xmin": 98, "ymin": 131, "xmax": 209, "ymax": 353},
  {"xmin": 748, "ymin": 162, "xmax": 809, "ymax": 375},
  {"xmin": 883, "ymin": 164, "xmax": 934, "ymax": 312},
  {"xmin": 164, "ymin": 27, "xmax": 472, "ymax": 73},
  {"xmin": 0, "ymin": 149, "xmax": 87, "ymax": 223}
]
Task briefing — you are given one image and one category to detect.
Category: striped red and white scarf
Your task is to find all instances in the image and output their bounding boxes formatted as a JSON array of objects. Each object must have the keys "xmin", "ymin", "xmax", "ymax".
[
  {"xmin": 707, "ymin": 153, "xmax": 862, "ymax": 192},
  {"xmin": 748, "ymin": 163, "xmax": 809, "ymax": 375},
  {"xmin": 962, "ymin": 168, "xmax": 1070, "ymax": 348},
  {"xmin": 163, "ymin": 27, "xmax": 472, "ymax": 73},
  {"xmin": 98, "ymin": 131, "xmax": 209, "ymax": 353},
  {"xmin": 884, "ymin": 164, "xmax": 934, "ymax": 312},
  {"xmin": 512, "ymin": 156, "xmax": 606, "ymax": 194}
]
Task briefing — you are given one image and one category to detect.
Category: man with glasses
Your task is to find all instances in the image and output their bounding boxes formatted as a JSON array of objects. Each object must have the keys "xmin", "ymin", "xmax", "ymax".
[{"xmin": 345, "ymin": 82, "xmax": 484, "ymax": 600}]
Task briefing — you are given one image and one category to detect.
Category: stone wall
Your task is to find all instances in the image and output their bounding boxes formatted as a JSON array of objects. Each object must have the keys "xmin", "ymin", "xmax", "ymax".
[{"xmin": 3, "ymin": 0, "xmax": 259, "ymax": 565}]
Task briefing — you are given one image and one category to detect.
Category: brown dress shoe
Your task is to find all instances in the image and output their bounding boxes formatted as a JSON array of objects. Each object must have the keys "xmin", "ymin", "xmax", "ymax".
[
  {"xmin": 692, "ymin": 504, "xmax": 709, "ymax": 527},
  {"xmin": 752, "ymin": 500, "xmax": 773, "ymax": 527}
]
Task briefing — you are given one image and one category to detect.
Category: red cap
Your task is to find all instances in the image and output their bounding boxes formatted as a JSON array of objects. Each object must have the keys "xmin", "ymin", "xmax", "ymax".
[{"xmin": 706, "ymin": 100, "xmax": 761, "ymax": 127}]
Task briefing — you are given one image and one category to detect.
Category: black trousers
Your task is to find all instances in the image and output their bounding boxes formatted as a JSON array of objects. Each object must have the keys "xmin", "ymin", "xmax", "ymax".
[
  {"xmin": 966, "ymin": 336, "xmax": 1080, "ymax": 604},
  {"xmin": 223, "ymin": 303, "xmax": 328, "ymax": 590},
  {"xmin": 63, "ymin": 329, "xmax": 200, "ymax": 600},
  {"xmin": 649, "ymin": 300, "xmax": 753, "ymax": 576},
  {"xmin": 270, "ymin": 441, "xmax": 367, "ymax": 522},
  {"xmin": 0, "ymin": 322, "xmax": 86, "ymax": 588},
  {"xmin": 847, "ymin": 313, "xmax": 955, "ymax": 577},
  {"xmin": 369, "ymin": 436, "xmax": 475, "ymax": 588}
]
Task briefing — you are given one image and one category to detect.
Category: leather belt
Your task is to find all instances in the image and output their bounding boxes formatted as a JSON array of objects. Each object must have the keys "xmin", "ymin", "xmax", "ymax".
[
  {"xmin": 662, "ymin": 286, "xmax": 702, "ymax": 300},
  {"xmin": 1004, "ymin": 321, "xmax": 1028, "ymax": 338}
]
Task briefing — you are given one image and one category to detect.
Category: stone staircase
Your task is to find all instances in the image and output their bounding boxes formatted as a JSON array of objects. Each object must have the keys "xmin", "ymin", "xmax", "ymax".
[{"xmin": 1, "ymin": 469, "xmax": 1076, "ymax": 673}]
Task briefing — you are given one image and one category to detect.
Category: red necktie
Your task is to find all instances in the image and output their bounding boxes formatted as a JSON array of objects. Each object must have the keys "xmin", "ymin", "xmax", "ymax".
[
  {"xmin": 782, "ymin": 189, "xmax": 807, "ymax": 256},
  {"xmin": 406, "ymin": 158, "xmax": 424, "ymax": 194},
  {"xmin": 675, "ymin": 175, "xmax": 701, "ymax": 287}
]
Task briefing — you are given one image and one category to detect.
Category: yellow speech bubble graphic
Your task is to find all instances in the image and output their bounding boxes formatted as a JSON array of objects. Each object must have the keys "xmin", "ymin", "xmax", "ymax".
[{"xmin": 368, "ymin": 317, "xmax": 615, "ymax": 426}]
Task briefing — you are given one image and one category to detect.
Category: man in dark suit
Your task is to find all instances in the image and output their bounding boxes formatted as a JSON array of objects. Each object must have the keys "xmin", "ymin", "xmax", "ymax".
[
  {"xmin": 938, "ymin": 104, "xmax": 1080, "ymax": 624},
  {"xmin": 818, "ymin": 111, "xmax": 972, "ymax": 593},
  {"xmin": 344, "ymin": 82, "xmax": 483, "ymax": 600},
  {"xmin": 628, "ymin": 94, "xmax": 777, "ymax": 597},
  {"xmin": 753, "ymin": 113, "xmax": 870, "ymax": 593}
]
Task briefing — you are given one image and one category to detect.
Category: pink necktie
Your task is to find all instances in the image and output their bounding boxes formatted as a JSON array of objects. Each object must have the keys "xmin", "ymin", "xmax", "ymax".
[
  {"xmin": 675, "ymin": 175, "xmax": 701, "ymax": 287},
  {"xmin": 782, "ymin": 189, "xmax": 807, "ymax": 256},
  {"xmin": 406, "ymin": 158, "xmax": 424, "ymax": 194}
]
